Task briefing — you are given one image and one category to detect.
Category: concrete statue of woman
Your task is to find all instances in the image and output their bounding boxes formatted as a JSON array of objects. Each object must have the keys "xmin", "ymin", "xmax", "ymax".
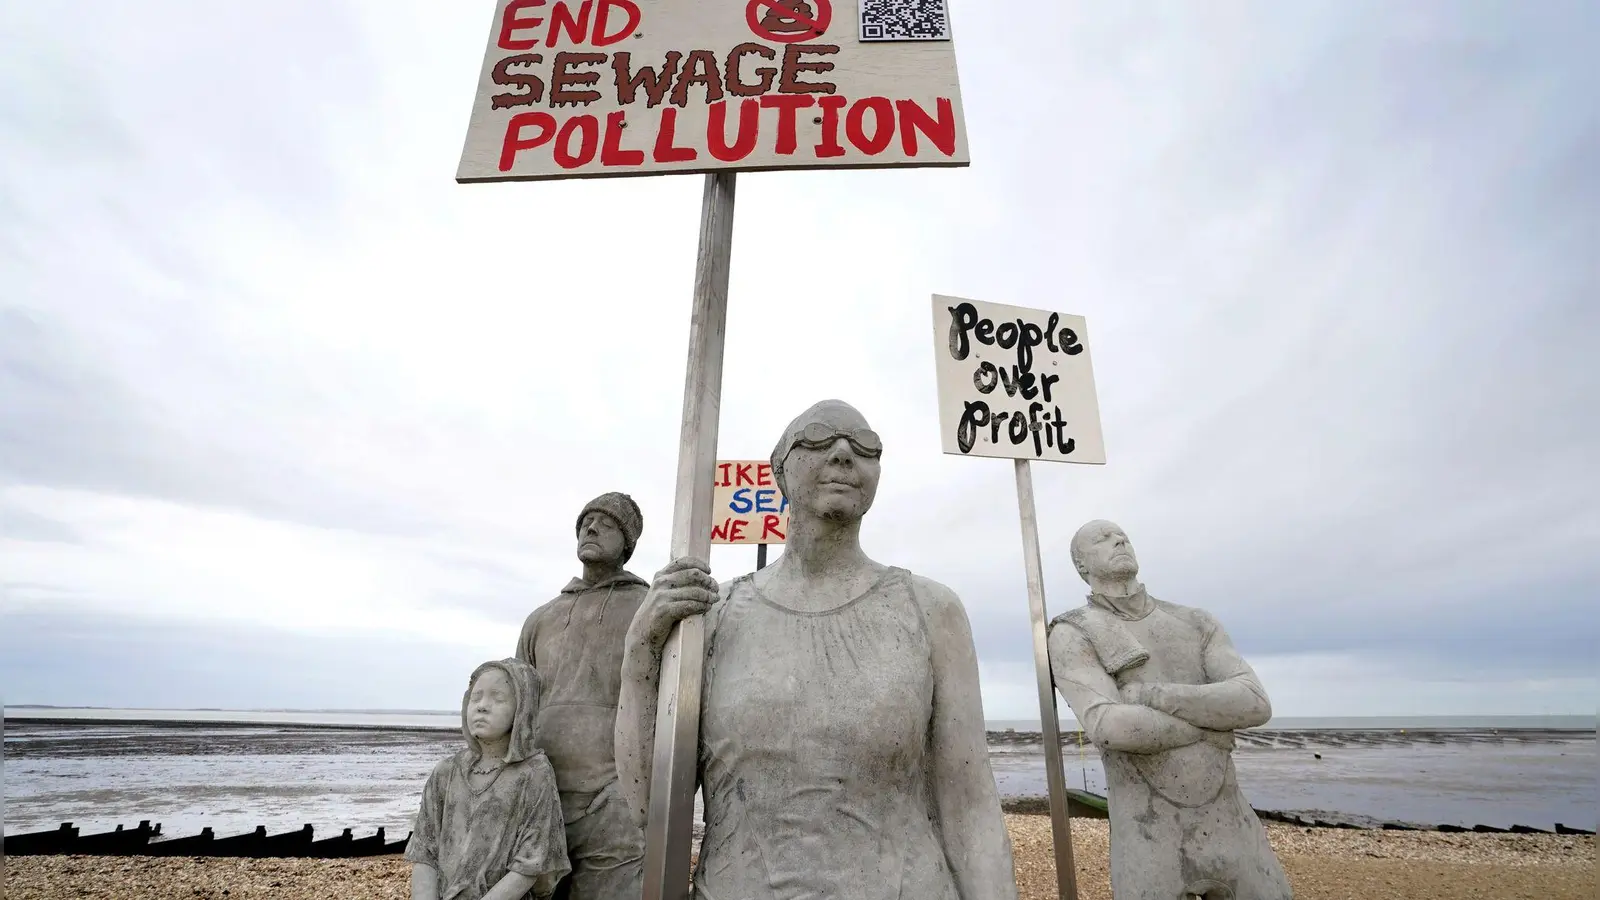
[{"xmin": 616, "ymin": 399, "xmax": 1019, "ymax": 900}]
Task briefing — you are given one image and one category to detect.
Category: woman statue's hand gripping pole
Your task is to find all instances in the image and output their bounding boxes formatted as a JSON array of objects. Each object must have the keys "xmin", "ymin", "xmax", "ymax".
[{"xmin": 615, "ymin": 557, "xmax": 720, "ymax": 823}]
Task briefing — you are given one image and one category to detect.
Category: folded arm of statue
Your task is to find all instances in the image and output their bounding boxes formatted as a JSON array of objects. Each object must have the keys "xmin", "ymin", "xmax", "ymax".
[
  {"xmin": 1048, "ymin": 622, "xmax": 1206, "ymax": 754},
  {"xmin": 1120, "ymin": 613, "xmax": 1273, "ymax": 732}
]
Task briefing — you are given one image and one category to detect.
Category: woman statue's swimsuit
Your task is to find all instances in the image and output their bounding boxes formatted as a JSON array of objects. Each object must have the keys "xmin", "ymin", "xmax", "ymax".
[{"xmin": 693, "ymin": 567, "xmax": 958, "ymax": 900}]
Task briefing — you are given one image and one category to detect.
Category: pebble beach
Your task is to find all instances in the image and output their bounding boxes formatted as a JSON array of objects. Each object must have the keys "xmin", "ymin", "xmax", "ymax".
[{"xmin": 7, "ymin": 815, "xmax": 1594, "ymax": 900}]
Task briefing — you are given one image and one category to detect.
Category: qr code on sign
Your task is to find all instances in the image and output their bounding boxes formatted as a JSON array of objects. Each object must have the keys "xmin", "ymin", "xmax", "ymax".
[{"xmin": 859, "ymin": 0, "xmax": 950, "ymax": 41}]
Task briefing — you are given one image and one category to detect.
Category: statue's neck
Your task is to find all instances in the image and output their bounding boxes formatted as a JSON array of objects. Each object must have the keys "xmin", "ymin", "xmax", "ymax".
[
  {"xmin": 476, "ymin": 735, "xmax": 510, "ymax": 763},
  {"xmin": 580, "ymin": 561, "xmax": 624, "ymax": 586},
  {"xmin": 1087, "ymin": 579, "xmax": 1151, "ymax": 619},
  {"xmin": 783, "ymin": 515, "xmax": 867, "ymax": 576}
]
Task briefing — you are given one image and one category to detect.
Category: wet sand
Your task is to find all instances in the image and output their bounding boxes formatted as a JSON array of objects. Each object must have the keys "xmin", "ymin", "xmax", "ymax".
[
  {"xmin": 7, "ymin": 816, "xmax": 1594, "ymax": 900},
  {"xmin": 994, "ymin": 728, "xmax": 1596, "ymax": 830}
]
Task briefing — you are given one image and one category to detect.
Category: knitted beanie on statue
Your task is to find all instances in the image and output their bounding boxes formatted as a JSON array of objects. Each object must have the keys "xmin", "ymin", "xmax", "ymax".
[{"xmin": 575, "ymin": 492, "xmax": 644, "ymax": 561}]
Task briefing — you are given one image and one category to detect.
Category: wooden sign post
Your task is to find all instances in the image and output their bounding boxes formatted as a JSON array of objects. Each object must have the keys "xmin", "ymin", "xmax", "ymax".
[
  {"xmin": 456, "ymin": 2, "xmax": 974, "ymax": 897},
  {"xmin": 640, "ymin": 171, "xmax": 736, "ymax": 900},
  {"xmin": 929, "ymin": 294, "xmax": 1108, "ymax": 900}
]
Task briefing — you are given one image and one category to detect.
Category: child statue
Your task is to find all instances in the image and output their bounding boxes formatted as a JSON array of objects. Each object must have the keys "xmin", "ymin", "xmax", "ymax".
[{"xmin": 407, "ymin": 658, "xmax": 571, "ymax": 900}]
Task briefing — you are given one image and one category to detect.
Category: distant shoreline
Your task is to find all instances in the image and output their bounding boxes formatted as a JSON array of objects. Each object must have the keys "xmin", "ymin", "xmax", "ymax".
[
  {"xmin": 7, "ymin": 714, "xmax": 1593, "ymax": 744},
  {"xmin": 9, "ymin": 707, "xmax": 1592, "ymax": 727},
  {"xmin": 989, "ymin": 726, "xmax": 1595, "ymax": 746},
  {"xmin": 4, "ymin": 715, "xmax": 460, "ymax": 733}
]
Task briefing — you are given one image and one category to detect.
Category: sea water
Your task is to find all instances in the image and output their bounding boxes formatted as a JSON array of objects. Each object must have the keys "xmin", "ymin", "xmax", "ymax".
[{"xmin": 4, "ymin": 709, "xmax": 1595, "ymax": 841}]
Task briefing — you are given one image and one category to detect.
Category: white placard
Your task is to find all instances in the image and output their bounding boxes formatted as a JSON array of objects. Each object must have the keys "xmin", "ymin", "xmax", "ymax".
[
  {"xmin": 457, "ymin": 0, "xmax": 969, "ymax": 182},
  {"xmin": 930, "ymin": 294, "xmax": 1106, "ymax": 464}
]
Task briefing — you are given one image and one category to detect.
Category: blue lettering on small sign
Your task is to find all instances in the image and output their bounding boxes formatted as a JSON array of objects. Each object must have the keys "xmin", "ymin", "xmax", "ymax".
[{"xmin": 729, "ymin": 488, "xmax": 790, "ymax": 515}]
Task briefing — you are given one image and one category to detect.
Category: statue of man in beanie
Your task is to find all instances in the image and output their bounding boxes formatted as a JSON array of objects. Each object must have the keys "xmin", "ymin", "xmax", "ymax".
[{"xmin": 516, "ymin": 491, "xmax": 649, "ymax": 900}]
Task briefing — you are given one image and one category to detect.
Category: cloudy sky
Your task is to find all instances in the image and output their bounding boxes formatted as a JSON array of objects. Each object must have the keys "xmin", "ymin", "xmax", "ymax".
[{"xmin": 2, "ymin": 0, "xmax": 1595, "ymax": 720}]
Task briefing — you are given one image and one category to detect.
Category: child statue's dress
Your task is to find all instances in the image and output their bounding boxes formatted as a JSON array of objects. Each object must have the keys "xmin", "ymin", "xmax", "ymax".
[{"xmin": 407, "ymin": 659, "xmax": 571, "ymax": 900}]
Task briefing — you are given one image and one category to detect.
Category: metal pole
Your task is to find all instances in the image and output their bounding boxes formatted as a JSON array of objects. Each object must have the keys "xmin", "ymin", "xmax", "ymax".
[
  {"xmin": 756, "ymin": 542, "xmax": 768, "ymax": 570},
  {"xmin": 1014, "ymin": 458, "xmax": 1078, "ymax": 900},
  {"xmin": 642, "ymin": 171, "xmax": 737, "ymax": 900}
]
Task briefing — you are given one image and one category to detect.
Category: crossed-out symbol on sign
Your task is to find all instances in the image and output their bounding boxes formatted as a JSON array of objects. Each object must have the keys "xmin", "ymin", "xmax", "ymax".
[{"xmin": 745, "ymin": 0, "xmax": 832, "ymax": 42}]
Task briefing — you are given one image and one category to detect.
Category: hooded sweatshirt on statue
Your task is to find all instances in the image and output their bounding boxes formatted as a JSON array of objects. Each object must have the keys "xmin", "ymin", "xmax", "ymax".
[{"xmin": 516, "ymin": 571, "xmax": 650, "ymax": 795}]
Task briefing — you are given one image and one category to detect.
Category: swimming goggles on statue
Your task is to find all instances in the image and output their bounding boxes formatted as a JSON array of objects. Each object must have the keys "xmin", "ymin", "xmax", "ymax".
[{"xmin": 785, "ymin": 423, "xmax": 884, "ymax": 458}]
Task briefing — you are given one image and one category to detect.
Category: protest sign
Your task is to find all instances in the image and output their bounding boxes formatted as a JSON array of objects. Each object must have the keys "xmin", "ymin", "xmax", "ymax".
[
  {"xmin": 457, "ymin": 0, "xmax": 969, "ymax": 181},
  {"xmin": 930, "ymin": 294, "xmax": 1107, "ymax": 465},
  {"xmin": 710, "ymin": 459, "xmax": 789, "ymax": 544},
  {"xmin": 930, "ymin": 292, "xmax": 1105, "ymax": 900}
]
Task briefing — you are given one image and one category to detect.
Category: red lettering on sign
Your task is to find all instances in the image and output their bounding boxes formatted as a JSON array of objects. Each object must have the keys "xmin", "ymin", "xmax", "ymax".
[
  {"xmin": 500, "ymin": 112, "xmax": 558, "ymax": 170},
  {"xmin": 653, "ymin": 108, "xmax": 697, "ymax": 161},
  {"xmin": 846, "ymin": 96, "xmax": 893, "ymax": 155},
  {"xmin": 554, "ymin": 115, "xmax": 599, "ymax": 168},
  {"xmin": 716, "ymin": 462, "xmax": 734, "ymax": 488},
  {"xmin": 492, "ymin": 88, "xmax": 957, "ymax": 172},
  {"xmin": 814, "ymin": 95, "xmax": 847, "ymax": 158},
  {"xmin": 708, "ymin": 100, "xmax": 759, "ymax": 161},
  {"xmin": 896, "ymin": 98, "xmax": 956, "ymax": 157},
  {"xmin": 500, "ymin": 0, "xmax": 637, "ymax": 50},
  {"xmin": 601, "ymin": 111, "xmax": 643, "ymax": 165},
  {"xmin": 548, "ymin": 0, "xmax": 592, "ymax": 46},
  {"xmin": 761, "ymin": 515, "xmax": 785, "ymax": 541},
  {"xmin": 761, "ymin": 94, "xmax": 815, "ymax": 155},
  {"xmin": 728, "ymin": 519, "xmax": 748, "ymax": 541},
  {"xmin": 593, "ymin": 0, "xmax": 641, "ymax": 45},
  {"xmin": 499, "ymin": 0, "xmax": 547, "ymax": 50},
  {"xmin": 756, "ymin": 463, "xmax": 773, "ymax": 486},
  {"xmin": 711, "ymin": 518, "xmax": 732, "ymax": 541},
  {"xmin": 735, "ymin": 463, "xmax": 755, "ymax": 486}
]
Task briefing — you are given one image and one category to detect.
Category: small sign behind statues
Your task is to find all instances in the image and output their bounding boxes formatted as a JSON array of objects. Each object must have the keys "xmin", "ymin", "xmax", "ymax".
[
  {"xmin": 930, "ymin": 294, "xmax": 1107, "ymax": 464},
  {"xmin": 457, "ymin": 0, "xmax": 969, "ymax": 182},
  {"xmin": 710, "ymin": 459, "xmax": 789, "ymax": 544}
]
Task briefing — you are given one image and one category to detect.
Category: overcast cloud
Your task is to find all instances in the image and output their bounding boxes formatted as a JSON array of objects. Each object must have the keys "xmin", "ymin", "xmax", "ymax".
[{"xmin": 2, "ymin": 0, "xmax": 1595, "ymax": 719}]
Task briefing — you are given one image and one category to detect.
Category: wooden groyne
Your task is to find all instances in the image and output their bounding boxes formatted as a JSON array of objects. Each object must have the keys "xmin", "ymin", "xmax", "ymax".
[
  {"xmin": 3, "ymin": 822, "xmax": 410, "ymax": 858},
  {"xmin": 1250, "ymin": 809, "xmax": 1594, "ymax": 835},
  {"xmin": 999, "ymin": 793, "xmax": 1594, "ymax": 838},
  {"xmin": 9, "ymin": 801, "xmax": 1589, "ymax": 858}
]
